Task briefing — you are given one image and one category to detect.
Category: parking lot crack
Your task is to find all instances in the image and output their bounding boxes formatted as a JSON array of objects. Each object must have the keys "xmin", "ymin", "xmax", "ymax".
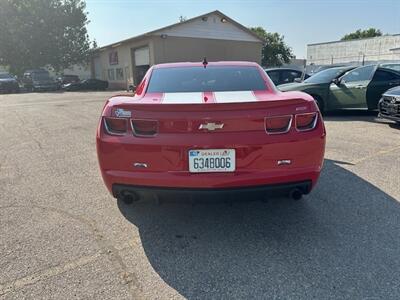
[
  {"xmin": 0, "ymin": 204, "xmax": 143, "ymax": 298},
  {"xmin": 0, "ymin": 252, "xmax": 102, "ymax": 296},
  {"xmin": 351, "ymin": 145, "xmax": 400, "ymax": 165}
]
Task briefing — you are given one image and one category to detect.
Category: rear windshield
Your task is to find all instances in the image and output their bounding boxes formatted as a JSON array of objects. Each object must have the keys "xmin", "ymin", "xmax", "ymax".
[
  {"xmin": 32, "ymin": 73, "xmax": 50, "ymax": 80},
  {"xmin": 147, "ymin": 66, "xmax": 267, "ymax": 93}
]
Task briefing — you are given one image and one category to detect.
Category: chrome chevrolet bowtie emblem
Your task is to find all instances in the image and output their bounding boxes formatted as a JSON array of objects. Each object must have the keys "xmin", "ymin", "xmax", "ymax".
[{"xmin": 199, "ymin": 122, "xmax": 224, "ymax": 131}]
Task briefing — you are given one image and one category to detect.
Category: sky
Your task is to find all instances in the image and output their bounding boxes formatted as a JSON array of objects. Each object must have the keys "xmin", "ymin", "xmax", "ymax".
[{"xmin": 85, "ymin": 0, "xmax": 400, "ymax": 58}]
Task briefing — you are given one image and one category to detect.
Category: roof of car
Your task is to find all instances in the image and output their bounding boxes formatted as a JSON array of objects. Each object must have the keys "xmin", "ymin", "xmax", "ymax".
[
  {"xmin": 24, "ymin": 69, "xmax": 48, "ymax": 73},
  {"xmin": 322, "ymin": 65, "xmax": 355, "ymax": 71},
  {"xmin": 152, "ymin": 61, "xmax": 261, "ymax": 69},
  {"xmin": 264, "ymin": 67, "xmax": 303, "ymax": 72}
]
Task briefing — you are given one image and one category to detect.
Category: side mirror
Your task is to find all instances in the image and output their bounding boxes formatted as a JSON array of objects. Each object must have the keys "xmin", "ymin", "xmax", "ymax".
[
  {"xmin": 332, "ymin": 78, "xmax": 341, "ymax": 86},
  {"xmin": 128, "ymin": 85, "xmax": 136, "ymax": 92},
  {"xmin": 294, "ymin": 77, "xmax": 302, "ymax": 83}
]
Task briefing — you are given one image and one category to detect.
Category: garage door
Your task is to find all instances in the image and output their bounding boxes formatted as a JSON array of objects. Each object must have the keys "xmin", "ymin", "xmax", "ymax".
[
  {"xmin": 134, "ymin": 46, "xmax": 150, "ymax": 84},
  {"xmin": 134, "ymin": 47, "xmax": 150, "ymax": 66}
]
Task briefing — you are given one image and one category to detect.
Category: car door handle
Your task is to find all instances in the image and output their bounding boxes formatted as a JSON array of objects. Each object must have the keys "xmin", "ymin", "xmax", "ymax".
[{"xmin": 354, "ymin": 85, "xmax": 364, "ymax": 89}]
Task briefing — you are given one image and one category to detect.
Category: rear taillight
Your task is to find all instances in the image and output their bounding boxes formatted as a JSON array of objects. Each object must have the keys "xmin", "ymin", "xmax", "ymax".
[
  {"xmin": 265, "ymin": 115, "xmax": 292, "ymax": 134},
  {"xmin": 264, "ymin": 112, "xmax": 319, "ymax": 134},
  {"xmin": 295, "ymin": 112, "xmax": 318, "ymax": 131},
  {"xmin": 104, "ymin": 117, "xmax": 128, "ymax": 135},
  {"xmin": 131, "ymin": 119, "xmax": 158, "ymax": 137}
]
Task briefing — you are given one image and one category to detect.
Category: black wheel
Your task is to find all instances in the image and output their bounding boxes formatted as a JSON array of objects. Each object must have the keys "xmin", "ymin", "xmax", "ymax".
[{"xmin": 312, "ymin": 95, "xmax": 325, "ymax": 114}]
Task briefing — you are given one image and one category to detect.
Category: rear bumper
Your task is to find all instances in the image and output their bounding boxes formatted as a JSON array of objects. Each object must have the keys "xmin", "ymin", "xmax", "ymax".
[
  {"xmin": 101, "ymin": 166, "xmax": 321, "ymax": 198},
  {"xmin": 0, "ymin": 84, "xmax": 18, "ymax": 92},
  {"xmin": 33, "ymin": 85, "xmax": 58, "ymax": 91},
  {"xmin": 379, "ymin": 113, "xmax": 400, "ymax": 122},
  {"xmin": 112, "ymin": 180, "xmax": 312, "ymax": 199}
]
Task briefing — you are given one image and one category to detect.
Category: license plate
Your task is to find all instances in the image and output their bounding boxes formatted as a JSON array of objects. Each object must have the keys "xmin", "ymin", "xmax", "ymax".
[{"xmin": 189, "ymin": 149, "xmax": 235, "ymax": 173}]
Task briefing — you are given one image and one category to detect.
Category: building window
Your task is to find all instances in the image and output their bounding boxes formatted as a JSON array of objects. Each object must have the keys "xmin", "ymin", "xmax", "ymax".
[
  {"xmin": 108, "ymin": 69, "xmax": 115, "ymax": 81},
  {"xmin": 116, "ymin": 68, "xmax": 124, "ymax": 80},
  {"xmin": 109, "ymin": 51, "xmax": 118, "ymax": 65}
]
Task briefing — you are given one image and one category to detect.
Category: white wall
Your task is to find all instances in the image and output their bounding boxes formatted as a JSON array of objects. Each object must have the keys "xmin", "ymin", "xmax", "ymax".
[
  {"xmin": 56, "ymin": 64, "xmax": 91, "ymax": 79},
  {"xmin": 307, "ymin": 34, "xmax": 400, "ymax": 65}
]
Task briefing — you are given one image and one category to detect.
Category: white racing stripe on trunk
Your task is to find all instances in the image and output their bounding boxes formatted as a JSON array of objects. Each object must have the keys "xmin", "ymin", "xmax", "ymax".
[
  {"xmin": 214, "ymin": 91, "xmax": 258, "ymax": 103},
  {"xmin": 162, "ymin": 92, "xmax": 203, "ymax": 104}
]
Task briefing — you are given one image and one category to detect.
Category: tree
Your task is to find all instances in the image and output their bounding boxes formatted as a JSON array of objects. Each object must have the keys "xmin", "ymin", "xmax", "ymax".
[
  {"xmin": 341, "ymin": 28, "xmax": 382, "ymax": 41},
  {"xmin": 0, "ymin": 0, "xmax": 92, "ymax": 75},
  {"xmin": 250, "ymin": 27, "xmax": 294, "ymax": 67}
]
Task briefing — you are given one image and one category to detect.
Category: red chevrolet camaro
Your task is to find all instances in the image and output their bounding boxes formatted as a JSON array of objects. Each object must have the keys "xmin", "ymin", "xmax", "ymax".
[{"xmin": 96, "ymin": 61, "xmax": 325, "ymax": 203}]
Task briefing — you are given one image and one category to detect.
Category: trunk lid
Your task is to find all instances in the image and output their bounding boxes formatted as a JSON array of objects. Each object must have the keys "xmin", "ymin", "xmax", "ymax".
[{"xmin": 110, "ymin": 92, "xmax": 311, "ymax": 134}]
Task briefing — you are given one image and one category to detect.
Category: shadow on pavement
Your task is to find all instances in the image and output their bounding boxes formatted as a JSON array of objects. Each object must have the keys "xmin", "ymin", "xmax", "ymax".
[
  {"xmin": 323, "ymin": 109, "xmax": 380, "ymax": 122},
  {"xmin": 389, "ymin": 122, "xmax": 400, "ymax": 130},
  {"xmin": 118, "ymin": 159, "xmax": 400, "ymax": 299}
]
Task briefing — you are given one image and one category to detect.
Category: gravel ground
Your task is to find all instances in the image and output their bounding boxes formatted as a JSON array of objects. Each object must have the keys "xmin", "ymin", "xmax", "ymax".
[{"xmin": 0, "ymin": 91, "xmax": 399, "ymax": 299}]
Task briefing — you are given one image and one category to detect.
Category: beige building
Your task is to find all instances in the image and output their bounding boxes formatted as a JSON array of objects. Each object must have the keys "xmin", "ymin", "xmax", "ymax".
[{"xmin": 91, "ymin": 10, "xmax": 263, "ymax": 89}]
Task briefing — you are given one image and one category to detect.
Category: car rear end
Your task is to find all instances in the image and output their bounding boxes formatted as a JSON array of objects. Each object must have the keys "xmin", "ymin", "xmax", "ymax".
[
  {"xmin": 0, "ymin": 80, "xmax": 18, "ymax": 93},
  {"xmin": 0, "ymin": 73, "xmax": 19, "ymax": 93},
  {"xmin": 96, "ymin": 62, "xmax": 326, "ymax": 201}
]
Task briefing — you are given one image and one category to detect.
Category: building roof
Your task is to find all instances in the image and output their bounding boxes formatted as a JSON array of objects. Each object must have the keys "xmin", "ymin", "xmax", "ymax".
[{"xmin": 96, "ymin": 10, "xmax": 264, "ymax": 51}]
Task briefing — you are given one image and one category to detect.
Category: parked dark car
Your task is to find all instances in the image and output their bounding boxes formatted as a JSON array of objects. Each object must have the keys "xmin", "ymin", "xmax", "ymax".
[
  {"xmin": 22, "ymin": 69, "xmax": 58, "ymax": 92},
  {"xmin": 62, "ymin": 78, "xmax": 108, "ymax": 91},
  {"xmin": 57, "ymin": 74, "xmax": 80, "ymax": 85},
  {"xmin": 379, "ymin": 63, "xmax": 400, "ymax": 72},
  {"xmin": 264, "ymin": 68, "xmax": 309, "ymax": 86},
  {"xmin": 279, "ymin": 65, "xmax": 400, "ymax": 112},
  {"xmin": 378, "ymin": 86, "xmax": 400, "ymax": 124},
  {"xmin": 0, "ymin": 72, "xmax": 20, "ymax": 93}
]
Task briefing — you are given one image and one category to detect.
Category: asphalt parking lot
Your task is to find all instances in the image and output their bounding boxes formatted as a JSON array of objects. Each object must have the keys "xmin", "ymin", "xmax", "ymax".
[{"xmin": 0, "ymin": 91, "xmax": 399, "ymax": 299}]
